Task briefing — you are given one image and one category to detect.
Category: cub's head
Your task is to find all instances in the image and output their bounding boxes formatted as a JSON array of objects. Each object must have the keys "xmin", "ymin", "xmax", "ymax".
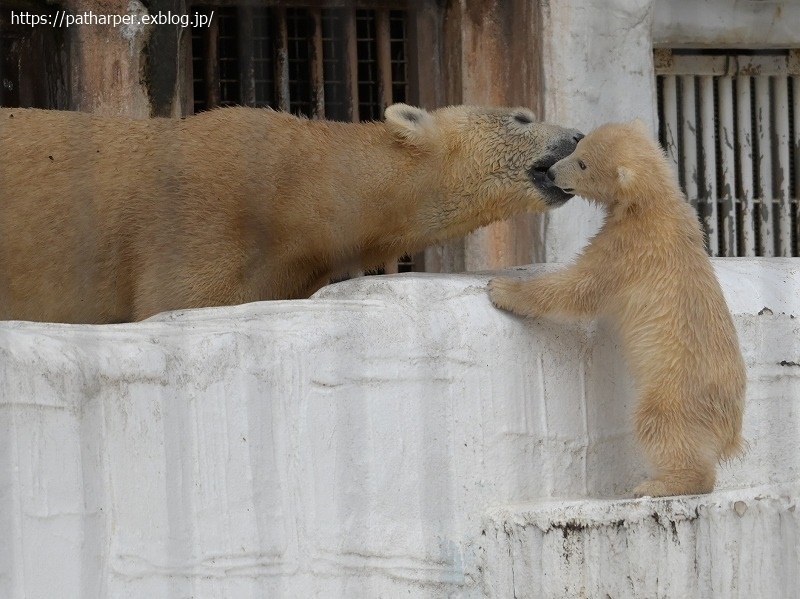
[
  {"xmin": 384, "ymin": 103, "xmax": 584, "ymax": 212},
  {"xmin": 545, "ymin": 119, "xmax": 668, "ymax": 206}
]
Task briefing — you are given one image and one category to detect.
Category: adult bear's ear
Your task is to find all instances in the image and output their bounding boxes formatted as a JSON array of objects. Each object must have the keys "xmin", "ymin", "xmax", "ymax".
[{"xmin": 385, "ymin": 104, "xmax": 436, "ymax": 145}]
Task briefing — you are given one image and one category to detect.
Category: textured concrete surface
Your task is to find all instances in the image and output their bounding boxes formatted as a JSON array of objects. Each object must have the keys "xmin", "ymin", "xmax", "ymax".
[
  {"xmin": 1, "ymin": 259, "xmax": 797, "ymax": 598},
  {"xmin": 483, "ymin": 484, "xmax": 799, "ymax": 599}
]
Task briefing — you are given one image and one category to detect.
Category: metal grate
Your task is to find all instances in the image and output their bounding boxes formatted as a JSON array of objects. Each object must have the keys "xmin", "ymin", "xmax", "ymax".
[
  {"xmin": 0, "ymin": 3, "xmax": 68, "ymax": 109},
  {"xmin": 191, "ymin": 4, "xmax": 409, "ymax": 122},
  {"xmin": 655, "ymin": 49, "xmax": 800, "ymax": 257}
]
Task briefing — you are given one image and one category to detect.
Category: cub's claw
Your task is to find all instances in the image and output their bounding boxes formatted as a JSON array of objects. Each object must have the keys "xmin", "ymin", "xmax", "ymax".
[{"xmin": 488, "ymin": 278, "xmax": 522, "ymax": 313}]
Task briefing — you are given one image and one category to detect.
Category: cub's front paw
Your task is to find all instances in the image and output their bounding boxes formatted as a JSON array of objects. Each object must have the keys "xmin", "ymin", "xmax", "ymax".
[{"xmin": 488, "ymin": 278, "xmax": 523, "ymax": 313}]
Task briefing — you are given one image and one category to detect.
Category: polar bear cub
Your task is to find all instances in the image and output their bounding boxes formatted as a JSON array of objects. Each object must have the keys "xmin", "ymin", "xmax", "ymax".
[{"xmin": 489, "ymin": 120, "xmax": 746, "ymax": 497}]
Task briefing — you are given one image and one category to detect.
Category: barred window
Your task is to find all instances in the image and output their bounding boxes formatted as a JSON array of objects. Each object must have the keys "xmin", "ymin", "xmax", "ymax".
[
  {"xmin": 191, "ymin": 4, "xmax": 409, "ymax": 123},
  {"xmin": 655, "ymin": 49, "xmax": 799, "ymax": 257}
]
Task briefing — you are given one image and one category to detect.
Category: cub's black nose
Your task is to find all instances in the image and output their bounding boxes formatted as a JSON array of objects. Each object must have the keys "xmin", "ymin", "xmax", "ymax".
[
  {"xmin": 573, "ymin": 132, "xmax": 585, "ymax": 142},
  {"xmin": 546, "ymin": 167, "xmax": 556, "ymax": 181}
]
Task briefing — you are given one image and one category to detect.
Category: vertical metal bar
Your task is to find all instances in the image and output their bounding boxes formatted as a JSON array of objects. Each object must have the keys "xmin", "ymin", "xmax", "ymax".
[
  {"xmin": 773, "ymin": 75, "xmax": 792, "ymax": 256},
  {"xmin": 717, "ymin": 76, "xmax": 738, "ymax": 257},
  {"xmin": 737, "ymin": 77, "xmax": 756, "ymax": 256},
  {"xmin": 375, "ymin": 9, "xmax": 393, "ymax": 116},
  {"xmin": 238, "ymin": 6, "xmax": 256, "ymax": 107},
  {"xmin": 795, "ymin": 75, "xmax": 800, "ymax": 257},
  {"xmin": 205, "ymin": 12, "xmax": 220, "ymax": 109},
  {"xmin": 380, "ymin": 16, "xmax": 398, "ymax": 270},
  {"xmin": 343, "ymin": 9, "xmax": 359, "ymax": 122},
  {"xmin": 680, "ymin": 76, "xmax": 699, "ymax": 211},
  {"xmin": 755, "ymin": 75, "xmax": 774, "ymax": 256},
  {"xmin": 699, "ymin": 75, "xmax": 719, "ymax": 255},
  {"xmin": 662, "ymin": 75, "xmax": 680, "ymax": 174},
  {"xmin": 309, "ymin": 8, "xmax": 325, "ymax": 118},
  {"xmin": 275, "ymin": 8, "xmax": 290, "ymax": 112}
]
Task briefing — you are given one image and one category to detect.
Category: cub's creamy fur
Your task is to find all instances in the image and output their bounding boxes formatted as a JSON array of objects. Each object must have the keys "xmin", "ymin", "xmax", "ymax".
[
  {"xmin": 0, "ymin": 105, "xmax": 581, "ymax": 323},
  {"xmin": 489, "ymin": 120, "xmax": 746, "ymax": 497}
]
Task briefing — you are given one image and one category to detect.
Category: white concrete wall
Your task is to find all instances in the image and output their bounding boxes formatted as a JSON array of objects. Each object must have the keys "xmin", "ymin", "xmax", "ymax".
[{"xmin": 1, "ymin": 259, "xmax": 798, "ymax": 598}]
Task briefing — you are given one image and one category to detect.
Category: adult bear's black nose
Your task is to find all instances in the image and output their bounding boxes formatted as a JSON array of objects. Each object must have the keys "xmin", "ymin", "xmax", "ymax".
[{"xmin": 546, "ymin": 167, "xmax": 556, "ymax": 181}]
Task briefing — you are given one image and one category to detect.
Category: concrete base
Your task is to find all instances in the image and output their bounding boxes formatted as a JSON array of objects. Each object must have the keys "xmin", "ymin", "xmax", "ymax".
[
  {"xmin": 483, "ymin": 484, "xmax": 799, "ymax": 599},
  {"xmin": 1, "ymin": 259, "xmax": 798, "ymax": 598}
]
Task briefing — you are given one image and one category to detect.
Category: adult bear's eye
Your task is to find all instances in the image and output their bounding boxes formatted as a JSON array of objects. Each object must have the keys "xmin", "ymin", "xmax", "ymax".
[
  {"xmin": 578, "ymin": 160, "xmax": 587, "ymax": 170},
  {"xmin": 513, "ymin": 112, "xmax": 533, "ymax": 125}
]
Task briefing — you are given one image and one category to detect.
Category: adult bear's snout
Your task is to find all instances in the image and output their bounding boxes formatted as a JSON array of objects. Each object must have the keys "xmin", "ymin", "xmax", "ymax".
[{"xmin": 546, "ymin": 166, "xmax": 556, "ymax": 182}]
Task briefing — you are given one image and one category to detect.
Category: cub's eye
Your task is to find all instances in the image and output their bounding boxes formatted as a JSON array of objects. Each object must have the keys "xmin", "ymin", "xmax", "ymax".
[
  {"xmin": 578, "ymin": 159, "xmax": 587, "ymax": 170},
  {"xmin": 513, "ymin": 113, "xmax": 533, "ymax": 125}
]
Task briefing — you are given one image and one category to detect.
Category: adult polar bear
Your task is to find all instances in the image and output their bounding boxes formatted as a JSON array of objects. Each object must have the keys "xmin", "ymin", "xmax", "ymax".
[{"xmin": 0, "ymin": 104, "xmax": 581, "ymax": 323}]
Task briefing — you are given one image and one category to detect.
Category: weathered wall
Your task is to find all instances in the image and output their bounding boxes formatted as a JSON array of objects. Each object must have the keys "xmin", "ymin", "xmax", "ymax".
[
  {"xmin": 1, "ymin": 259, "xmax": 797, "ymax": 598},
  {"xmin": 62, "ymin": 0, "xmax": 152, "ymax": 117},
  {"xmin": 538, "ymin": 0, "xmax": 658, "ymax": 262},
  {"xmin": 422, "ymin": 0, "xmax": 549, "ymax": 273}
]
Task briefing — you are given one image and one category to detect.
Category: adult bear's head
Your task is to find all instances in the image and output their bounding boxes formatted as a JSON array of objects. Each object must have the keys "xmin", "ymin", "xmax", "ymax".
[{"xmin": 384, "ymin": 103, "xmax": 583, "ymax": 220}]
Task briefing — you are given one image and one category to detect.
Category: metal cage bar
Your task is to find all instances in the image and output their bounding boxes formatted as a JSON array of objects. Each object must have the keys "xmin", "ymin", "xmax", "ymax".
[
  {"xmin": 375, "ymin": 8, "xmax": 393, "ymax": 113},
  {"xmin": 699, "ymin": 75, "xmax": 719, "ymax": 254},
  {"xmin": 774, "ymin": 75, "xmax": 792, "ymax": 256},
  {"xmin": 238, "ymin": 6, "xmax": 256, "ymax": 106},
  {"xmin": 680, "ymin": 76, "xmax": 699, "ymax": 211},
  {"xmin": 717, "ymin": 76, "xmax": 738, "ymax": 256},
  {"xmin": 343, "ymin": 9, "xmax": 359, "ymax": 122},
  {"xmin": 736, "ymin": 75, "xmax": 756, "ymax": 257},
  {"xmin": 795, "ymin": 75, "xmax": 800, "ymax": 255},
  {"xmin": 660, "ymin": 75, "xmax": 680, "ymax": 173},
  {"xmin": 274, "ymin": 7, "xmax": 290, "ymax": 111},
  {"xmin": 755, "ymin": 75, "xmax": 774, "ymax": 256},
  {"xmin": 309, "ymin": 8, "xmax": 325, "ymax": 118},
  {"xmin": 204, "ymin": 14, "xmax": 221, "ymax": 108}
]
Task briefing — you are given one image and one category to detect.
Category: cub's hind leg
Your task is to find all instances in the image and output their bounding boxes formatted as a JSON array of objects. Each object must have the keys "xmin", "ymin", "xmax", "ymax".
[{"xmin": 633, "ymin": 388, "xmax": 718, "ymax": 497}]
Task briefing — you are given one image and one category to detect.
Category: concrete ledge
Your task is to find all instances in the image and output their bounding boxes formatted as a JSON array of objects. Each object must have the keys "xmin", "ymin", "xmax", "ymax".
[
  {"xmin": 483, "ymin": 484, "xmax": 799, "ymax": 599},
  {"xmin": 1, "ymin": 259, "xmax": 798, "ymax": 597}
]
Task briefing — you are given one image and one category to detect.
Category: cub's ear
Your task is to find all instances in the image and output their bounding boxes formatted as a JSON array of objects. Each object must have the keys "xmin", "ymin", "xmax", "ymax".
[
  {"xmin": 385, "ymin": 104, "xmax": 436, "ymax": 145},
  {"xmin": 630, "ymin": 118, "xmax": 650, "ymax": 134},
  {"xmin": 617, "ymin": 166, "xmax": 635, "ymax": 188}
]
